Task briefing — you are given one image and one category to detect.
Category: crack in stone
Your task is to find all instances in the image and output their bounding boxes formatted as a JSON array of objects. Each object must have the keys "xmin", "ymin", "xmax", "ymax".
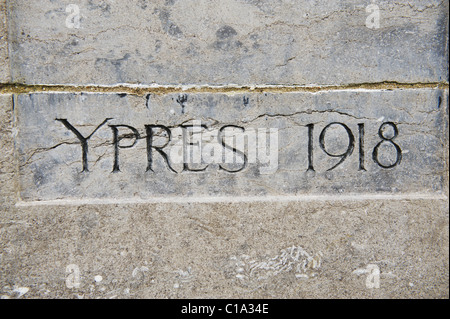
[
  {"xmin": 19, "ymin": 142, "xmax": 78, "ymax": 167},
  {"xmin": 241, "ymin": 109, "xmax": 373, "ymax": 123}
]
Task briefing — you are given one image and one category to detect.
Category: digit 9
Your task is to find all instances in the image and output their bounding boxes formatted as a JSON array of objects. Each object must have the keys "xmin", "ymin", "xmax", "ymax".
[{"xmin": 319, "ymin": 122, "xmax": 355, "ymax": 171}]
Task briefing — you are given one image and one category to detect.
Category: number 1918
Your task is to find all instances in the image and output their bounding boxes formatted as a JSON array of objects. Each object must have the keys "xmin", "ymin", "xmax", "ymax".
[{"xmin": 306, "ymin": 122, "xmax": 402, "ymax": 172}]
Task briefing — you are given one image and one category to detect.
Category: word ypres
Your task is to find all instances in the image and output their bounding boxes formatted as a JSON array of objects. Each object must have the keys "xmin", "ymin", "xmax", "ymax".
[
  {"xmin": 56, "ymin": 119, "xmax": 279, "ymax": 174},
  {"xmin": 56, "ymin": 119, "xmax": 402, "ymax": 175}
]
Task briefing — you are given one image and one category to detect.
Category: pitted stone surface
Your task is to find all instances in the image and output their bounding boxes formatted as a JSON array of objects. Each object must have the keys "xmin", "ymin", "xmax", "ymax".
[
  {"xmin": 6, "ymin": 0, "xmax": 449, "ymax": 85},
  {"xmin": 0, "ymin": 0, "xmax": 9, "ymax": 83},
  {"xmin": 0, "ymin": 199, "xmax": 448, "ymax": 299}
]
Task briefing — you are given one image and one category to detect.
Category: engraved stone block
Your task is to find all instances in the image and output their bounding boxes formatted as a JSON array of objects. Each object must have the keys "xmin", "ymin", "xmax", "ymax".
[{"xmin": 14, "ymin": 89, "xmax": 447, "ymax": 202}]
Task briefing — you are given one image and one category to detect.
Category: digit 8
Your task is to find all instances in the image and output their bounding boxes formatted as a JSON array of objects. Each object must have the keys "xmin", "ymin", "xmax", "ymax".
[{"xmin": 372, "ymin": 122, "xmax": 402, "ymax": 169}]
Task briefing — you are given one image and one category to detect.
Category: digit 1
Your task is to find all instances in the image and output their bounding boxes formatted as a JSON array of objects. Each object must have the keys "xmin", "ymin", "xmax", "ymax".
[
  {"xmin": 358, "ymin": 123, "xmax": 366, "ymax": 171},
  {"xmin": 307, "ymin": 124, "xmax": 315, "ymax": 171}
]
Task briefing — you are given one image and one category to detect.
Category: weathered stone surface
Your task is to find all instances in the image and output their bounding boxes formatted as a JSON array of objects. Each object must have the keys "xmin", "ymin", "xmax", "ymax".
[
  {"xmin": 0, "ymin": 94, "xmax": 15, "ymax": 208},
  {"xmin": 6, "ymin": 0, "xmax": 449, "ymax": 86},
  {"xmin": 1, "ymin": 0, "xmax": 449, "ymax": 301},
  {"xmin": 0, "ymin": 0, "xmax": 9, "ymax": 83},
  {"xmin": 14, "ymin": 89, "xmax": 447, "ymax": 202},
  {"xmin": 0, "ymin": 198, "xmax": 448, "ymax": 299}
]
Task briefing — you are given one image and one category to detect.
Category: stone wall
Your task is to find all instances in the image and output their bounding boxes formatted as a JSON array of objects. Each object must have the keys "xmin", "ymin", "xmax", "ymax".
[{"xmin": 0, "ymin": 0, "xmax": 448, "ymax": 299}]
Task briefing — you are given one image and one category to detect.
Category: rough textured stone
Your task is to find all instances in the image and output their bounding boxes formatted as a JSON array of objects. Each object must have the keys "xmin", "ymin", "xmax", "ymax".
[
  {"xmin": 1, "ymin": 88, "xmax": 448, "ymax": 299},
  {"xmin": 0, "ymin": 0, "xmax": 9, "ymax": 83},
  {"xmin": 6, "ymin": 0, "xmax": 449, "ymax": 86},
  {"xmin": 14, "ymin": 90, "xmax": 448, "ymax": 201},
  {"xmin": 0, "ymin": 94, "xmax": 15, "ymax": 207},
  {"xmin": 0, "ymin": 198, "xmax": 448, "ymax": 299}
]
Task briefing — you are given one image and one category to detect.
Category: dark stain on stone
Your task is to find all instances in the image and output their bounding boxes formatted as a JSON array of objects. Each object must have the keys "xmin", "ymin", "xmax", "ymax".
[
  {"xmin": 32, "ymin": 166, "xmax": 46, "ymax": 187},
  {"xmin": 214, "ymin": 40, "xmax": 243, "ymax": 51},
  {"xmin": 435, "ymin": 7, "xmax": 449, "ymax": 60},
  {"xmin": 250, "ymin": 34, "xmax": 260, "ymax": 49},
  {"xmin": 61, "ymin": 38, "xmax": 80, "ymax": 55},
  {"xmin": 240, "ymin": 0, "xmax": 274, "ymax": 14},
  {"xmin": 213, "ymin": 26, "xmax": 245, "ymax": 51},
  {"xmin": 31, "ymin": 158, "xmax": 59, "ymax": 188},
  {"xmin": 94, "ymin": 54, "xmax": 131, "ymax": 83},
  {"xmin": 216, "ymin": 26, "xmax": 237, "ymax": 40},
  {"xmin": 44, "ymin": 8, "xmax": 65, "ymax": 20},
  {"xmin": 78, "ymin": 212, "xmax": 99, "ymax": 237},
  {"xmin": 158, "ymin": 9, "xmax": 183, "ymax": 37},
  {"xmin": 155, "ymin": 40, "xmax": 162, "ymax": 53},
  {"xmin": 138, "ymin": 0, "xmax": 148, "ymax": 10}
]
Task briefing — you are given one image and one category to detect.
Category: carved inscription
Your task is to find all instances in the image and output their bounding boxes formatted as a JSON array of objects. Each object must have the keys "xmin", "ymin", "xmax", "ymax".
[
  {"xmin": 56, "ymin": 119, "xmax": 402, "ymax": 174},
  {"xmin": 54, "ymin": 119, "xmax": 276, "ymax": 174},
  {"xmin": 307, "ymin": 122, "xmax": 402, "ymax": 172}
]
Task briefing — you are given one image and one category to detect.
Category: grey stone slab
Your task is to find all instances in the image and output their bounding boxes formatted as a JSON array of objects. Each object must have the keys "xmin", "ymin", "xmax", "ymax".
[
  {"xmin": 14, "ymin": 89, "xmax": 448, "ymax": 202},
  {"xmin": 6, "ymin": 0, "xmax": 449, "ymax": 86}
]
